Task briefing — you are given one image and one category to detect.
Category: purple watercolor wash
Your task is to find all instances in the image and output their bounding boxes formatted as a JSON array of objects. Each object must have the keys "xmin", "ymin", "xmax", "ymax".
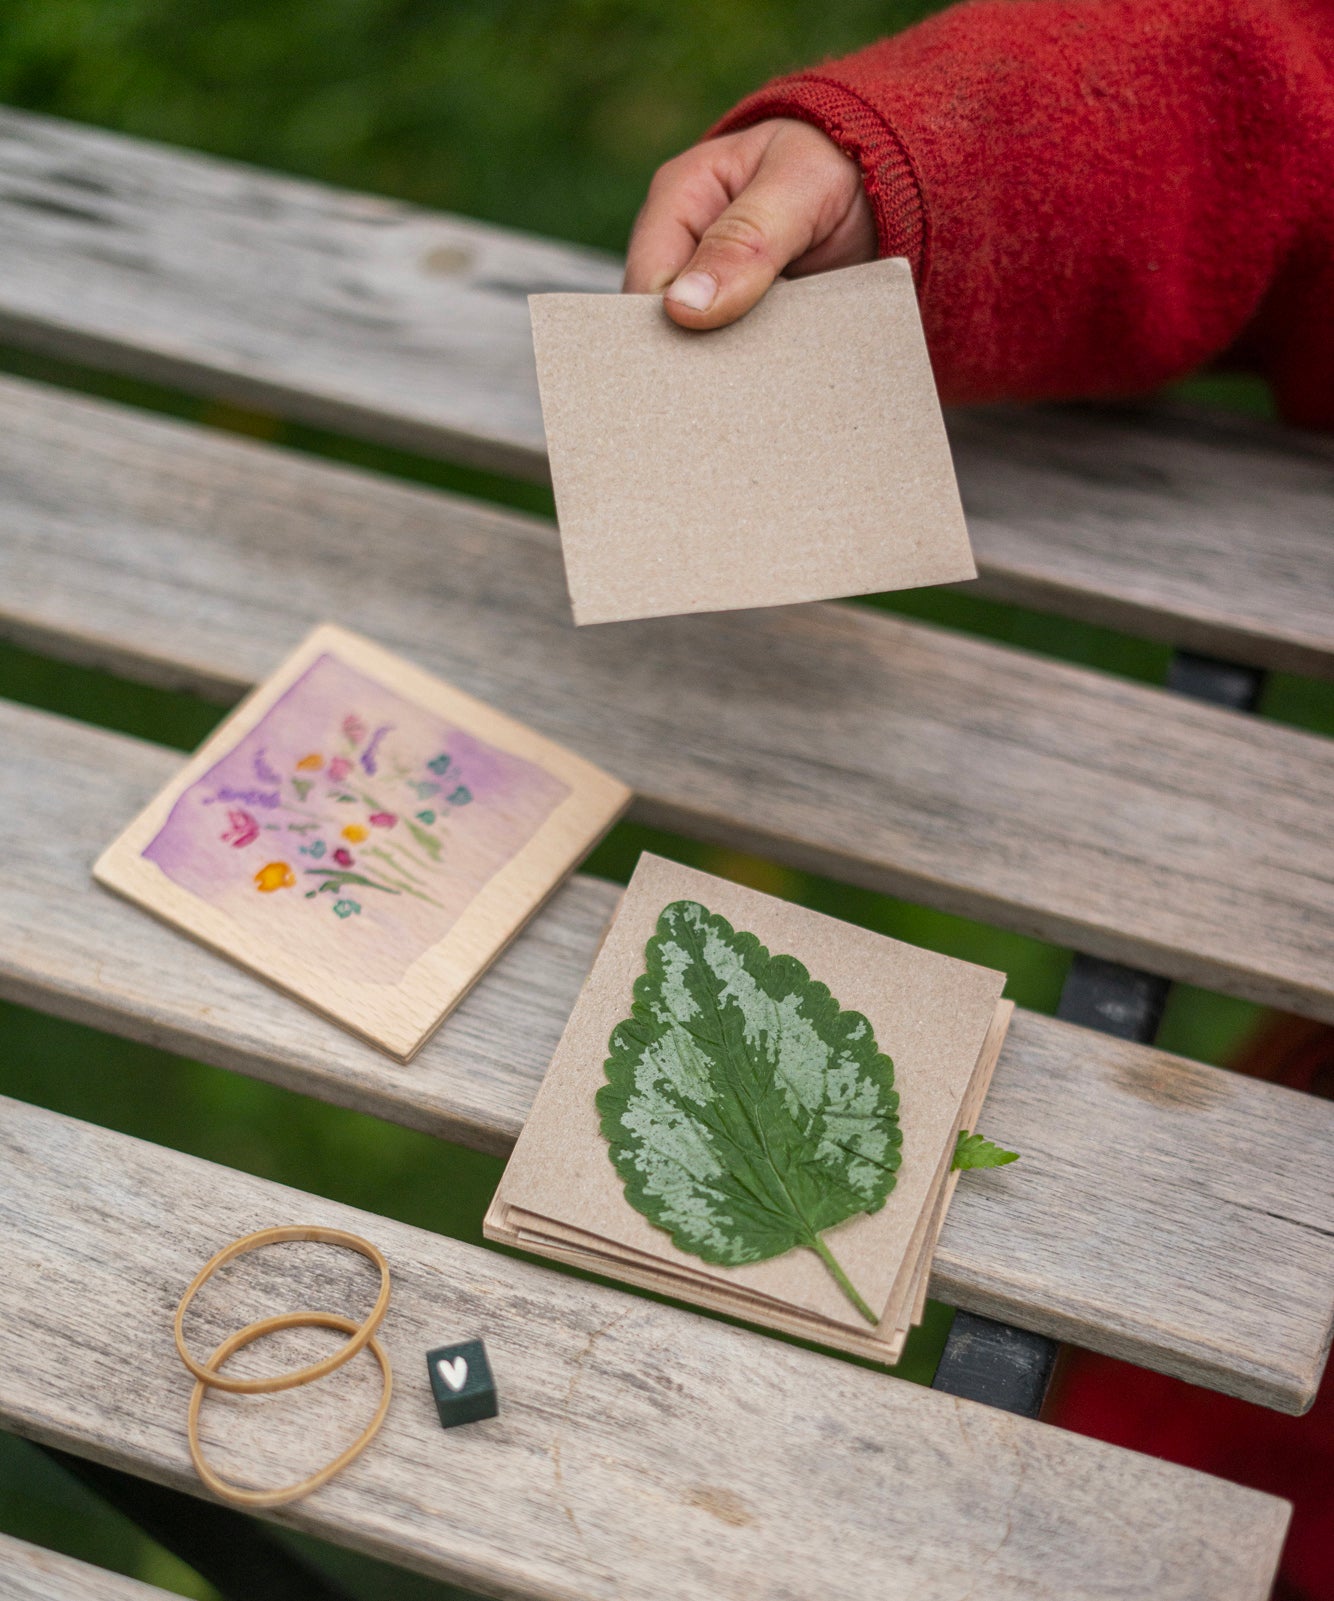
[
  {"xmin": 143, "ymin": 652, "xmax": 570, "ymax": 985},
  {"xmin": 205, "ymin": 786, "xmax": 281, "ymax": 809}
]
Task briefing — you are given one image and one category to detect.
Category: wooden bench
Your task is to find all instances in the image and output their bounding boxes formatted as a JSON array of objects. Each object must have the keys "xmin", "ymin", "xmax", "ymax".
[
  {"xmin": 0, "ymin": 1531, "xmax": 177, "ymax": 1600},
  {"xmin": 0, "ymin": 1095, "xmax": 1294, "ymax": 1601},
  {"xmin": 5, "ymin": 697, "xmax": 1332, "ymax": 1414},
  {"xmin": 0, "ymin": 106, "xmax": 1331, "ymax": 679},
  {"xmin": 2, "ymin": 376, "xmax": 1332, "ymax": 1020},
  {"xmin": 0, "ymin": 109, "xmax": 1330, "ymax": 1599}
]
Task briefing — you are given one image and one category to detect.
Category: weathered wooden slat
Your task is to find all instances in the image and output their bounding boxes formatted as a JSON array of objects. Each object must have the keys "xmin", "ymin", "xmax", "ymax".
[
  {"xmin": 955, "ymin": 403, "xmax": 1334, "ymax": 679},
  {"xmin": 0, "ymin": 1095, "xmax": 1292, "ymax": 1600},
  {"xmin": 5, "ymin": 700, "xmax": 1331, "ymax": 1413},
  {"xmin": 0, "ymin": 109, "xmax": 1330, "ymax": 675},
  {"xmin": 2, "ymin": 377, "xmax": 1332, "ymax": 1022},
  {"xmin": 0, "ymin": 1534, "xmax": 175, "ymax": 1601},
  {"xmin": 0, "ymin": 109, "xmax": 619, "ymax": 477}
]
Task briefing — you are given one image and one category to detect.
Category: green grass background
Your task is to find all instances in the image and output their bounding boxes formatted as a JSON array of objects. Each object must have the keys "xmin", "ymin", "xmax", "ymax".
[{"xmin": 0, "ymin": 3, "xmax": 1327, "ymax": 1595}]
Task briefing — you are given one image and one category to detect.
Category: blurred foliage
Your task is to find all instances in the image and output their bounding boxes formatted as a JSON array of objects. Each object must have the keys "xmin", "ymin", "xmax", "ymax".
[
  {"xmin": 0, "ymin": 0, "xmax": 1329, "ymax": 1593},
  {"xmin": 0, "ymin": 1435, "xmax": 214, "ymax": 1599},
  {"xmin": 0, "ymin": 0, "xmax": 940, "ymax": 253},
  {"xmin": 1165, "ymin": 371, "xmax": 1276, "ymax": 419},
  {"xmin": 1261, "ymin": 669, "xmax": 1334, "ymax": 737}
]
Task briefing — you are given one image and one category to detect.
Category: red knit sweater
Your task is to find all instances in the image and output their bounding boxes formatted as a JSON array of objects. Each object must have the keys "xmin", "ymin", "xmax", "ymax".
[{"xmin": 711, "ymin": 0, "xmax": 1334, "ymax": 429}]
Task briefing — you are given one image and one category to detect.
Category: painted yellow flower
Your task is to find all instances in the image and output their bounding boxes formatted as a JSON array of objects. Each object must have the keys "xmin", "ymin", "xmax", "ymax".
[
  {"xmin": 341, "ymin": 823, "xmax": 369, "ymax": 844},
  {"xmin": 295, "ymin": 753, "xmax": 324, "ymax": 771},
  {"xmin": 254, "ymin": 861, "xmax": 296, "ymax": 893}
]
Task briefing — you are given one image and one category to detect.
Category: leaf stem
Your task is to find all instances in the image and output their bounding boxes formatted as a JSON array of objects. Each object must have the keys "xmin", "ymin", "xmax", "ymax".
[
  {"xmin": 809, "ymin": 1234, "xmax": 879, "ymax": 1326},
  {"xmin": 366, "ymin": 846, "xmax": 445, "ymax": 906}
]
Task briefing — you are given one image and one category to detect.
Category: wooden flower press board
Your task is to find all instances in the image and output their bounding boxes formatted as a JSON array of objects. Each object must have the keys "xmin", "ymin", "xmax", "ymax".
[
  {"xmin": 94, "ymin": 625, "xmax": 630, "ymax": 1061},
  {"xmin": 486, "ymin": 855, "xmax": 1013, "ymax": 1365}
]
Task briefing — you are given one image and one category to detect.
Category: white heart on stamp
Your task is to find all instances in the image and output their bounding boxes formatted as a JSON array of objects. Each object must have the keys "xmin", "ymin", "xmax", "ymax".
[{"xmin": 437, "ymin": 1355, "xmax": 469, "ymax": 1392}]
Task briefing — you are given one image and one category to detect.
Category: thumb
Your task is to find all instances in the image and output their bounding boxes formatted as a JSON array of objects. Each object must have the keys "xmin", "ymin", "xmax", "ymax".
[{"xmin": 662, "ymin": 149, "xmax": 829, "ymax": 330}]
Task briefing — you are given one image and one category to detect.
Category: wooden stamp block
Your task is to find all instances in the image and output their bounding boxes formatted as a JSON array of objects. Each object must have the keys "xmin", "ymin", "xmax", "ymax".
[
  {"xmin": 426, "ymin": 1339, "xmax": 498, "ymax": 1429},
  {"xmin": 93, "ymin": 624, "xmax": 630, "ymax": 1060}
]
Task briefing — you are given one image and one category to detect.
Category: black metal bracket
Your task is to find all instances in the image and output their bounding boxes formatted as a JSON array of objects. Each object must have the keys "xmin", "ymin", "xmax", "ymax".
[
  {"xmin": 1056, "ymin": 953, "xmax": 1170, "ymax": 1041},
  {"xmin": 931, "ymin": 1312, "xmax": 1060, "ymax": 1415},
  {"xmin": 931, "ymin": 647, "xmax": 1267, "ymax": 1418},
  {"xmin": 1166, "ymin": 650, "xmax": 1266, "ymax": 712},
  {"xmin": 931, "ymin": 941, "xmax": 1169, "ymax": 1417}
]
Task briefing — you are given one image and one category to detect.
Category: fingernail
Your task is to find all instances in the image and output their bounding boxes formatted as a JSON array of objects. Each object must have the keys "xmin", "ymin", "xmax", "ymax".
[{"xmin": 665, "ymin": 271, "xmax": 717, "ymax": 312}]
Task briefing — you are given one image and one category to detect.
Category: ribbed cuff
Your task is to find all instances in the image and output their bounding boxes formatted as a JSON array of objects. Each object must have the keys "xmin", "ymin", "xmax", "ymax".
[{"xmin": 709, "ymin": 75, "xmax": 930, "ymax": 288}]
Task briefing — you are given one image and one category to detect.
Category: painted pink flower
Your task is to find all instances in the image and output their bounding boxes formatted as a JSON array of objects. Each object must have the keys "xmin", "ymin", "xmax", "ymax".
[
  {"xmin": 221, "ymin": 809, "xmax": 260, "ymax": 848},
  {"xmin": 333, "ymin": 847, "xmax": 354, "ymax": 867},
  {"xmin": 342, "ymin": 714, "xmax": 367, "ymax": 743},
  {"xmin": 369, "ymin": 811, "xmax": 397, "ymax": 829},
  {"xmin": 327, "ymin": 755, "xmax": 352, "ymax": 782}
]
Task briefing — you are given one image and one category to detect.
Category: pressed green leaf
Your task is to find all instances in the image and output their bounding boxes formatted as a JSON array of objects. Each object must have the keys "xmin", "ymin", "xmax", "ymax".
[
  {"xmin": 952, "ymin": 1130, "xmax": 1020, "ymax": 1170},
  {"xmin": 596, "ymin": 900, "xmax": 901, "ymax": 1325}
]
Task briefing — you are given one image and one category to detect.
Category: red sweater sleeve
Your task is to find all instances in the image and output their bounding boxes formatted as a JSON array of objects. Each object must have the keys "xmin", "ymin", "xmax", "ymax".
[{"xmin": 710, "ymin": 0, "xmax": 1334, "ymax": 429}]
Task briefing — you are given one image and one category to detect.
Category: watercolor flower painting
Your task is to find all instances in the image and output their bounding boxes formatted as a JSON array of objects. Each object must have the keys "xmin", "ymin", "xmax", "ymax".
[{"xmin": 141, "ymin": 652, "xmax": 571, "ymax": 985}]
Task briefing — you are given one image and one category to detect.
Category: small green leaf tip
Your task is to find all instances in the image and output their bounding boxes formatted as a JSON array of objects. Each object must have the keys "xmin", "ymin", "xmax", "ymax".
[
  {"xmin": 596, "ymin": 899, "xmax": 901, "ymax": 1326},
  {"xmin": 952, "ymin": 1130, "xmax": 1020, "ymax": 1171}
]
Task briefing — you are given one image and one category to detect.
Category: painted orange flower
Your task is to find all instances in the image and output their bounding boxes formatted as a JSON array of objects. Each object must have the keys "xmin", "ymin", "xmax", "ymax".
[
  {"xmin": 295, "ymin": 753, "xmax": 324, "ymax": 771},
  {"xmin": 341, "ymin": 823, "xmax": 369, "ymax": 843},
  {"xmin": 254, "ymin": 861, "xmax": 296, "ymax": 892}
]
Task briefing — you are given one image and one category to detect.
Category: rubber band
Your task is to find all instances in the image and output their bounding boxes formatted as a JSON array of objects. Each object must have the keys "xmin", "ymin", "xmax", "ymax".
[
  {"xmin": 174, "ymin": 1226, "xmax": 390, "ymax": 1394},
  {"xmin": 187, "ymin": 1310, "xmax": 392, "ymax": 1508}
]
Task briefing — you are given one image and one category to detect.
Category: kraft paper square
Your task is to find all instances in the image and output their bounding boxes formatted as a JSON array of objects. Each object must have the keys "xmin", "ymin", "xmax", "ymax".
[
  {"xmin": 493, "ymin": 992, "xmax": 1010, "ymax": 1362},
  {"xmin": 498, "ymin": 994, "xmax": 1009, "ymax": 1318},
  {"xmin": 530, "ymin": 258, "xmax": 975, "ymax": 626},
  {"xmin": 486, "ymin": 853, "xmax": 1008, "ymax": 1342},
  {"xmin": 94, "ymin": 624, "xmax": 630, "ymax": 1061}
]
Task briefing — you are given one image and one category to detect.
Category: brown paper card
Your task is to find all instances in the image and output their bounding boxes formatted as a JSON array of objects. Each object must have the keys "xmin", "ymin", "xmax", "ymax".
[
  {"xmin": 869, "ymin": 994, "xmax": 1006, "ymax": 1331},
  {"xmin": 531, "ymin": 259, "xmax": 976, "ymax": 626},
  {"xmin": 903, "ymin": 999, "xmax": 1013, "ymax": 1325},
  {"xmin": 497, "ymin": 995, "xmax": 1010, "ymax": 1344},
  {"xmin": 490, "ymin": 1184, "xmax": 915, "ymax": 1363},
  {"xmin": 488, "ymin": 853, "xmax": 1006, "ymax": 1334},
  {"xmin": 494, "ymin": 1221, "xmax": 913, "ymax": 1366},
  {"xmin": 489, "ymin": 999, "xmax": 1009, "ymax": 1368},
  {"xmin": 94, "ymin": 624, "xmax": 630, "ymax": 1060}
]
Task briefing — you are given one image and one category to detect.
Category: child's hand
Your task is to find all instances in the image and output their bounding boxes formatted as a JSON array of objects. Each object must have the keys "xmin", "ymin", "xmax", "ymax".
[{"xmin": 624, "ymin": 119, "xmax": 876, "ymax": 329}]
